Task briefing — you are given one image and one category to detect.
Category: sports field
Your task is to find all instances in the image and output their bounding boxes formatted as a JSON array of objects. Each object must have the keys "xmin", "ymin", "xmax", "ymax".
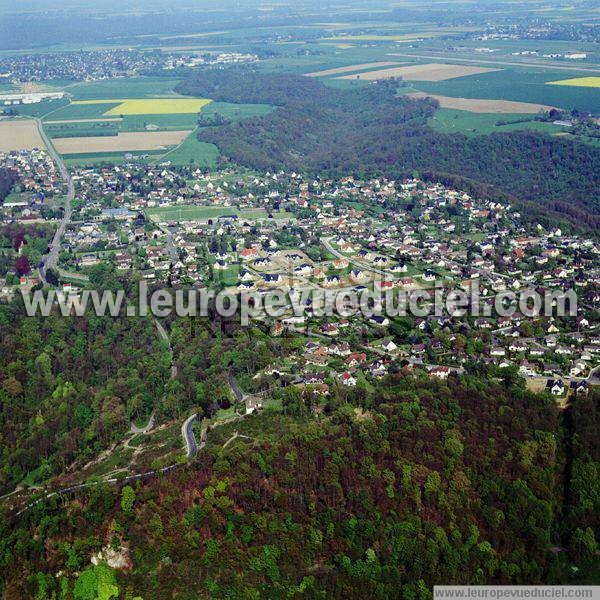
[
  {"xmin": 547, "ymin": 77, "xmax": 600, "ymax": 88},
  {"xmin": 71, "ymin": 98, "xmax": 212, "ymax": 115},
  {"xmin": 147, "ymin": 205, "xmax": 294, "ymax": 222},
  {"xmin": 148, "ymin": 206, "xmax": 267, "ymax": 222}
]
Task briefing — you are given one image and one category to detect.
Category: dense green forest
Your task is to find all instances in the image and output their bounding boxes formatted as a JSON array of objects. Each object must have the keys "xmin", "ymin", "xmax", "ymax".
[
  {"xmin": 2, "ymin": 341, "xmax": 598, "ymax": 597},
  {"xmin": 0, "ymin": 288, "xmax": 170, "ymax": 494},
  {"xmin": 177, "ymin": 70, "xmax": 600, "ymax": 230},
  {"xmin": 0, "ymin": 168, "xmax": 17, "ymax": 203},
  {"xmin": 0, "ymin": 224, "xmax": 56, "ymax": 278}
]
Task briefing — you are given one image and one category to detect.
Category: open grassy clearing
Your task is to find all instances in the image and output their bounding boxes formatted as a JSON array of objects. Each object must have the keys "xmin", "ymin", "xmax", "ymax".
[
  {"xmin": 0, "ymin": 119, "xmax": 46, "ymax": 152},
  {"xmin": 154, "ymin": 130, "xmax": 219, "ymax": 167},
  {"xmin": 201, "ymin": 101, "xmax": 275, "ymax": 121},
  {"xmin": 428, "ymin": 108, "xmax": 566, "ymax": 136},
  {"xmin": 337, "ymin": 63, "xmax": 500, "ymax": 81},
  {"xmin": 53, "ymin": 130, "xmax": 192, "ymax": 153}
]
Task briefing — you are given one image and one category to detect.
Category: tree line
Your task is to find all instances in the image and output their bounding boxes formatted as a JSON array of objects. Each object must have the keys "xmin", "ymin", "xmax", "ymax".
[{"xmin": 177, "ymin": 70, "xmax": 600, "ymax": 231}]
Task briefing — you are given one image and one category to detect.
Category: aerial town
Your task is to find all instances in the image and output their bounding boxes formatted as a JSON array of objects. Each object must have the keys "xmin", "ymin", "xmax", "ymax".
[
  {"xmin": 0, "ymin": 49, "xmax": 259, "ymax": 88},
  {"xmin": 1, "ymin": 148, "xmax": 598, "ymax": 410}
]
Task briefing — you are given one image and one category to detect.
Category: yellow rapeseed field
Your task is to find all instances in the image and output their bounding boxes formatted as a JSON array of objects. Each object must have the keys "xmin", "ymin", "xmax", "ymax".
[
  {"xmin": 72, "ymin": 98, "xmax": 212, "ymax": 115},
  {"xmin": 546, "ymin": 77, "xmax": 600, "ymax": 88}
]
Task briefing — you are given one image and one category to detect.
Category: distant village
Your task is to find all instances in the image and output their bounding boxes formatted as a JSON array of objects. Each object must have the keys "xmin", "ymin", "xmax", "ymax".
[
  {"xmin": 0, "ymin": 149, "xmax": 598, "ymax": 410},
  {"xmin": 0, "ymin": 49, "xmax": 259, "ymax": 86}
]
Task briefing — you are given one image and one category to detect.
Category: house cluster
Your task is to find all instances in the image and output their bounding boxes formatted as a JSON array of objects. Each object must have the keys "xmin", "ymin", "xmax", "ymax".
[
  {"xmin": 213, "ymin": 172, "xmax": 598, "ymax": 395},
  {"xmin": 30, "ymin": 159, "xmax": 598, "ymax": 398},
  {"xmin": 0, "ymin": 149, "xmax": 64, "ymax": 223},
  {"xmin": 0, "ymin": 49, "xmax": 188, "ymax": 84}
]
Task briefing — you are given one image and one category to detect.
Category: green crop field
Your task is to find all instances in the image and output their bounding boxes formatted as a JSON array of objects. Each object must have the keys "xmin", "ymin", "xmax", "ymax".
[
  {"xmin": 413, "ymin": 68, "xmax": 600, "ymax": 114},
  {"xmin": 44, "ymin": 121, "xmax": 119, "ymax": 138},
  {"xmin": 43, "ymin": 102, "xmax": 121, "ymax": 121},
  {"xmin": 155, "ymin": 130, "xmax": 219, "ymax": 167},
  {"xmin": 119, "ymin": 113, "xmax": 199, "ymax": 132},
  {"xmin": 62, "ymin": 149, "xmax": 164, "ymax": 167},
  {"xmin": 428, "ymin": 109, "xmax": 565, "ymax": 136},
  {"xmin": 9, "ymin": 98, "xmax": 69, "ymax": 118},
  {"xmin": 65, "ymin": 77, "xmax": 184, "ymax": 100},
  {"xmin": 201, "ymin": 102, "xmax": 275, "ymax": 121}
]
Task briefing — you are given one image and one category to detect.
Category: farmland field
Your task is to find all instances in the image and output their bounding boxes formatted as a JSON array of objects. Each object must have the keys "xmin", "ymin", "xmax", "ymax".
[
  {"xmin": 63, "ymin": 150, "xmax": 164, "ymax": 167},
  {"xmin": 0, "ymin": 119, "xmax": 46, "ymax": 152},
  {"xmin": 42, "ymin": 103, "xmax": 122, "ymax": 121},
  {"xmin": 319, "ymin": 31, "xmax": 472, "ymax": 42},
  {"xmin": 428, "ymin": 109, "xmax": 565, "ymax": 136},
  {"xmin": 65, "ymin": 77, "xmax": 184, "ymax": 100},
  {"xmin": 8, "ymin": 97, "xmax": 69, "ymax": 118},
  {"xmin": 337, "ymin": 63, "xmax": 500, "ymax": 82},
  {"xmin": 411, "ymin": 69, "xmax": 600, "ymax": 114},
  {"xmin": 71, "ymin": 98, "xmax": 212, "ymax": 115},
  {"xmin": 52, "ymin": 130, "xmax": 192, "ymax": 153},
  {"xmin": 119, "ymin": 113, "xmax": 199, "ymax": 132},
  {"xmin": 409, "ymin": 92, "xmax": 556, "ymax": 113},
  {"xmin": 45, "ymin": 118, "xmax": 122, "ymax": 124},
  {"xmin": 44, "ymin": 121, "xmax": 119, "ymax": 138},
  {"xmin": 155, "ymin": 131, "xmax": 219, "ymax": 167},
  {"xmin": 547, "ymin": 77, "xmax": 600, "ymax": 88},
  {"xmin": 305, "ymin": 61, "xmax": 402, "ymax": 77}
]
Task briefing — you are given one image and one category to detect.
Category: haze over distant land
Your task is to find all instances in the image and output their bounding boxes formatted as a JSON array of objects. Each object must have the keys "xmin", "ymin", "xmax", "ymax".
[{"xmin": 0, "ymin": 0, "xmax": 577, "ymax": 50}]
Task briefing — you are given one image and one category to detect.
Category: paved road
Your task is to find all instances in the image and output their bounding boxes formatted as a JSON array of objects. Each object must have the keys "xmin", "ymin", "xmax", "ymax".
[
  {"xmin": 163, "ymin": 225, "xmax": 179, "ymax": 263},
  {"xmin": 36, "ymin": 118, "xmax": 74, "ymax": 284},
  {"xmin": 182, "ymin": 414, "xmax": 200, "ymax": 459},
  {"xmin": 130, "ymin": 412, "xmax": 155, "ymax": 435},
  {"xmin": 16, "ymin": 411, "xmax": 203, "ymax": 517},
  {"xmin": 229, "ymin": 367, "xmax": 245, "ymax": 402}
]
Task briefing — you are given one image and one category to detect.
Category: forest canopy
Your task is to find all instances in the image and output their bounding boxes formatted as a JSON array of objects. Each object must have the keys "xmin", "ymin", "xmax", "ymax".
[{"xmin": 177, "ymin": 70, "xmax": 600, "ymax": 230}]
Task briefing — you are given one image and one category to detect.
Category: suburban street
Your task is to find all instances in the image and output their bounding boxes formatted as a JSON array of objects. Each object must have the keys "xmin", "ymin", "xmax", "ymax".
[{"xmin": 36, "ymin": 117, "xmax": 74, "ymax": 284}]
